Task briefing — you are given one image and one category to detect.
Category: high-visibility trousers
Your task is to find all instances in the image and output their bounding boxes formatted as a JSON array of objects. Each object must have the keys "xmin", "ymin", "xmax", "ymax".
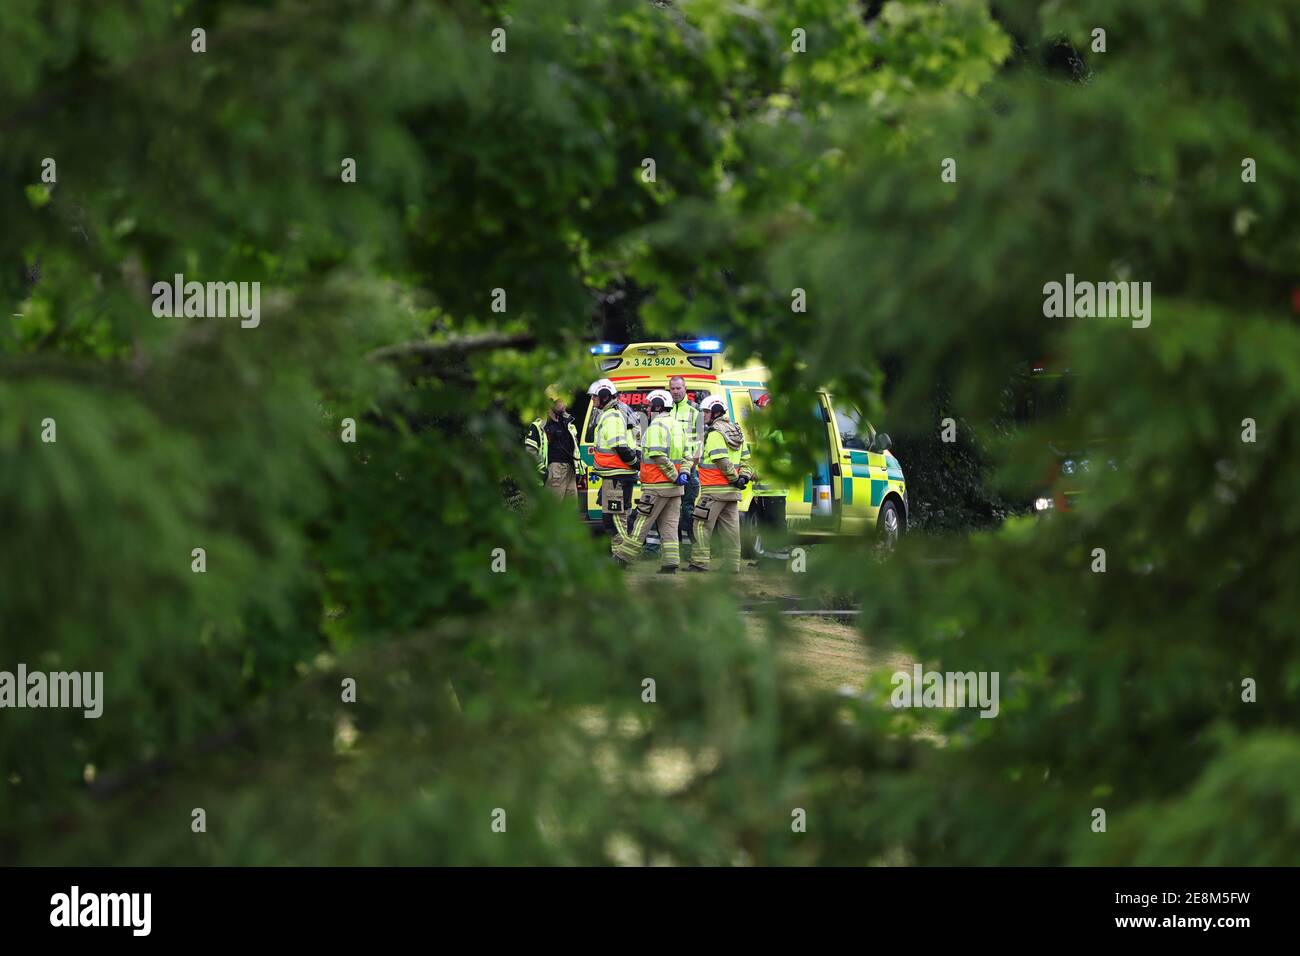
[
  {"xmin": 691, "ymin": 495, "xmax": 741, "ymax": 572},
  {"xmin": 600, "ymin": 476, "xmax": 636, "ymax": 557},
  {"xmin": 617, "ymin": 489, "xmax": 682, "ymax": 568}
]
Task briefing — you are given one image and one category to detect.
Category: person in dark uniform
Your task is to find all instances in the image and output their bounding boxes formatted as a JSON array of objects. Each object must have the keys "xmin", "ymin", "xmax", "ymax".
[{"xmin": 524, "ymin": 385, "xmax": 583, "ymax": 500}]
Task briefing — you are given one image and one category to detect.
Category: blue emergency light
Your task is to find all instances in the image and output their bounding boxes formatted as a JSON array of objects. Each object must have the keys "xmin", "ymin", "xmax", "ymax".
[
  {"xmin": 679, "ymin": 339, "xmax": 723, "ymax": 354},
  {"xmin": 588, "ymin": 343, "xmax": 626, "ymax": 355}
]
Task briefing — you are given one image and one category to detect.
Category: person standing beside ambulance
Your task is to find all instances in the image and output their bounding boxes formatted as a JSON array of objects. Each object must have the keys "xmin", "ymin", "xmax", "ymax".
[
  {"xmin": 588, "ymin": 378, "xmax": 640, "ymax": 564},
  {"xmin": 614, "ymin": 390, "xmax": 690, "ymax": 572},
  {"xmin": 524, "ymin": 385, "xmax": 583, "ymax": 501},
  {"xmin": 747, "ymin": 392, "xmax": 791, "ymax": 565},
  {"xmin": 687, "ymin": 394, "xmax": 752, "ymax": 574},
  {"xmin": 669, "ymin": 376, "xmax": 704, "ymax": 559}
]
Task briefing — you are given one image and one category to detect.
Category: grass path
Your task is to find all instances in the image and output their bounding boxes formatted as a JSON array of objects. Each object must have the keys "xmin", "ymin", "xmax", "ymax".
[{"xmin": 624, "ymin": 554, "xmax": 912, "ymax": 693}]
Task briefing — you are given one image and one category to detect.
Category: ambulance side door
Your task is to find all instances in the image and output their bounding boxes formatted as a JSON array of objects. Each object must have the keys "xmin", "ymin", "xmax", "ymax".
[{"xmin": 824, "ymin": 395, "xmax": 879, "ymax": 533}]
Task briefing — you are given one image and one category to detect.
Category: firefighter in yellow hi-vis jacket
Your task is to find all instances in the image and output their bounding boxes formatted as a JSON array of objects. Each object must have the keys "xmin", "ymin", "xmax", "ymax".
[
  {"xmin": 616, "ymin": 390, "xmax": 690, "ymax": 572},
  {"xmin": 588, "ymin": 378, "xmax": 640, "ymax": 566},
  {"xmin": 687, "ymin": 394, "xmax": 753, "ymax": 573}
]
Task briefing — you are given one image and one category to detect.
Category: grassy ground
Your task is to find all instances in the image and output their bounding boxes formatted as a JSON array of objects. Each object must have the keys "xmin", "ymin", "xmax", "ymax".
[
  {"xmin": 624, "ymin": 545, "xmax": 913, "ymax": 694},
  {"xmin": 771, "ymin": 616, "xmax": 909, "ymax": 692},
  {"xmin": 615, "ymin": 545, "xmax": 938, "ymax": 825}
]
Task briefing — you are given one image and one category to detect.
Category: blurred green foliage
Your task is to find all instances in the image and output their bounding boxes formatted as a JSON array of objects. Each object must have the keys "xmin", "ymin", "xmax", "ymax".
[{"xmin": 2, "ymin": 0, "xmax": 1296, "ymax": 865}]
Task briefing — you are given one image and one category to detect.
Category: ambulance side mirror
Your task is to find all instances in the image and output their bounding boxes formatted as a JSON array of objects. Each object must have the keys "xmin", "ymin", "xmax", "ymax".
[{"xmin": 872, "ymin": 433, "xmax": 892, "ymax": 453}]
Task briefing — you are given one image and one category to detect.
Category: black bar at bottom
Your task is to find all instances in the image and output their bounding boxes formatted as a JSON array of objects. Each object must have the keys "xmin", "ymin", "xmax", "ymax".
[{"xmin": 0, "ymin": 866, "xmax": 1280, "ymax": 941}]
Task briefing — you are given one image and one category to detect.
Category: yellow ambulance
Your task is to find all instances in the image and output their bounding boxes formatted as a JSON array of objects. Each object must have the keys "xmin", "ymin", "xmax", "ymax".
[{"xmin": 577, "ymin": 340, "xmax": 908, "ymax": 549}]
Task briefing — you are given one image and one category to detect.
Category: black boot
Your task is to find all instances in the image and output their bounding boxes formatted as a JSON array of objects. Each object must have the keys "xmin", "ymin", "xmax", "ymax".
[
  {"xmin": 657, "ymin": 566, "xmax": 678, "ymax": 575},
  {"xmin": 685, "ymin": 564, "xmax": 709, "ymax": 573}
]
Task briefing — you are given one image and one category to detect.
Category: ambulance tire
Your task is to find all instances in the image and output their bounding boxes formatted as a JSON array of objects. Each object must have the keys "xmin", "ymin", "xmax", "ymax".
[{"xmin": 876, "ymin": 499, "xmax": 902, "ymax": 550}]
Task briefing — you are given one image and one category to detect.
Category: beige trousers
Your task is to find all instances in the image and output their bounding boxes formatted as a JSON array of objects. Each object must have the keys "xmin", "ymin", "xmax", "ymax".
[
  {"xmin": 618, "ymin": 489, "xmax": 682, "ymax": 567},
  {"xmin": 544, "ymin": 462, "xmax": 577, "ymax": 500},
  {"xmin": 691, "ymin": 495, "xmax": 741, "ymax": 572}
]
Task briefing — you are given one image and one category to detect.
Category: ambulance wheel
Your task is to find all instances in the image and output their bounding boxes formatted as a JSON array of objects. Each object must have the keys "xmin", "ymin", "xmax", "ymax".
[{"xmin": 876, "ymin": 499, "xmax": 902, "ymax": 550}]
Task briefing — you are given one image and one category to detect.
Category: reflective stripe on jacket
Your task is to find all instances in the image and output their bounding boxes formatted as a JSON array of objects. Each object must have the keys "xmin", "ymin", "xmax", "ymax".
[
  {"xmin": 525, "ymin": 417, "xmax": 580, "ymax": 473},
  {"xmin": 698, "ymin": 427, "xmax": 746, "ymax": 488},
  {"xmin": 640, "ymin": 416, "xmax": 686, "ymax": 487},
  {"xmin": 593, "ymin": 404, "xmax": 637, "ymax": 476},
  {"xmin": 672, "ymin": 398, "xmax": 703, "ymax": 462}
]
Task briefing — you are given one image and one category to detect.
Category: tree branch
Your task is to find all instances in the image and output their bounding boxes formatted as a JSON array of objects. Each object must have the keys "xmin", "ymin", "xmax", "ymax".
[{"xmin": 366, "ymin": 332, "xmax": 537, "ymax": 363}]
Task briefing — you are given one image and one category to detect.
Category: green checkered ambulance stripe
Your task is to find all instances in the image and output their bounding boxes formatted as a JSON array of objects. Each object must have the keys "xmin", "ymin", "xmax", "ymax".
[
  {"xmin": 846, "ymin": 449, "xmax": 873, "ymax": 478},
  {"xmin": 810, "ymin": 476, "xmax": 889, "ymax": 507},
  {"xmin": 718, "ymin": 380, "xmax": 766, "ymax": 387},
  {"xmin": 802, "ymin": 474, "xmax": 893, "ymax": 507},
  {"xmin": 849, "ymin": 449, "xmax": 904, "ymax": 477},
  {"xmin": 847, "ymin": 450, "xmax": 876, "ymax": 485},
  {"xmin": 849, "ymin": 477, "xmax": 889, "ymax": 507},
  {"xmin": 848, "ymin": 449, "xmax": 898, "ymax": 502}
]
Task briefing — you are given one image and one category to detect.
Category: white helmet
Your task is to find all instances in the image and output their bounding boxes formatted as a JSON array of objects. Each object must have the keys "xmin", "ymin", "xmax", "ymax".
[
  {"xmin": 587, "ymin": 378, "xmax": 617, "ymax": 402},
  {"xmin": 699, "ymin": 393, "xmax": 728, "ymax": 417},
  {"xmin": 646, "ymin": 389, "xmax": 673, "ymax": 412}
]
